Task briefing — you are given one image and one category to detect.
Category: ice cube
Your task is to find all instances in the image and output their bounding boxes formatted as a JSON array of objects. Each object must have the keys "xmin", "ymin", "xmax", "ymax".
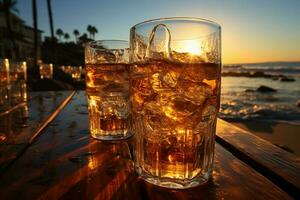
[
  {"xmin": 114, "ymin": 97, "xmax": 129, "ymax": 118},
  {"xmin": 131, "ymin": 76, "xmax": 157, "ymax": 110},
  {"xmin": 114, "ymin": 49, "xmax": 129, "ymax": 63},
  {"xmin": 132, "ymin": 92, "xmax": 157, "ymax": 113},
  {"xmin": 146, "ymin": 24, "xmax": 171, "ymax": 60},
  {"xmin": 144, "ymin": 101, "xmax": 163, "ymax": 115},
  {"xmin": 162, "ymin": 96, "xmax": 198, "ymax": 121},
  {"xmin": 131, "ymin": 77, "xmax": 152, "ymax": 95},
  {"xmin": 131, "ymin": 34, "xmax": 147, "ymax": 62},
  {"xmin": 132, "ymin": 92, "xmax": 144, "ymax": 111},
  {"xmin": 98, "ymin": 101, "xmax": 114, "ymax": 117},
  {"xmin": 161, "ymin": 70, "xmax": 180, "ymax": 88},
  {"xmin": 142, "ymin": 101, "xmax": 179, "ymax": 130},
  {"xmin": 145, "ymin": 114, "xmax": 174, "ymax": 132},
  {"xmin": 161, "ymin": 135, "xmax": 184, "ymax": 163},
  {"xmin": 157, "ymin": 92, "xmax": 175, "ymax": 105},
  {"xmin": 180, "ymin": 82, "xmax": 213, "ymax": 105},
  {"xmin": 94, "ymin": 51, "xmax": 116, "ymax": 62},
  {"xmin": 150, "ymin": 73, "xmax": 163, "ymax": 92},
  {"xmin": 150, "ymin": 73, "xmax": 172, "ymax": 92}
]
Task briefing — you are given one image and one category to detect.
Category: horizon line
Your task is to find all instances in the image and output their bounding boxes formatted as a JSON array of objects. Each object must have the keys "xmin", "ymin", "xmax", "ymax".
[{"xmin": 224, "ymin": 60, "xmax": 300, "ymax": 65}]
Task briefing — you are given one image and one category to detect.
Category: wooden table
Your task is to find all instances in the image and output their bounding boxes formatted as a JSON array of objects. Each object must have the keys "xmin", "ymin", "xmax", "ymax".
[{"xmin": 0, "ymin": 91, "xmax": 299, "ymax": 200}]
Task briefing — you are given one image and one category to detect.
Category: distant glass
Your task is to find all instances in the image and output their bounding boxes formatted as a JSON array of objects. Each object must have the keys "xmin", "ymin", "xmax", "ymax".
[
  {"xmin": 0, "ymin": 59, "xmax": 10, "ymax": 86},
  {"xmin": 130, "ymin": 17, "xmax": 221, "ymax": 189},
  {"xmin": 0, "ymin": 59, "xmax": 10, "ymax": 112},
  {"xmin": 9, "ymin": 62, "xmax": 27, "ymax": 104},
  {"xmin": 39, "ymin": 63, "xmax": 53, "ymax": 79},
  {"xmin": 72, "ymin": 66, "xmax": 82, "ymax": 81},
  {"xmin": 85, "ymin": 40, "xmax": 132, "ymax": 140}
]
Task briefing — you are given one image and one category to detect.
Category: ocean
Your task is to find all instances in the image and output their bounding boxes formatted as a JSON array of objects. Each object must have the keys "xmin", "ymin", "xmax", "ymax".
[{"xmin": 220, "ymin": 62, "xmax": 300, "ymax": 124}]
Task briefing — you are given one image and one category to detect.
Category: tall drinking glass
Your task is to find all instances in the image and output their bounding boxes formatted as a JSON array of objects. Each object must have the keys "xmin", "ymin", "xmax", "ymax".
[
  {"xmin": 0, "ymin": 59, "xmax": 10, "ymax": 112},
  {"xmin": 130, "ymin": 18, "xmax": 221, "ymax": 188},
  {"xmin": 85, "ymin": 40, "xmax": 132, "ymax": 140},
  {"xmin": 9, "ymin": 61, "xmax": 27, "ymax": 104}
]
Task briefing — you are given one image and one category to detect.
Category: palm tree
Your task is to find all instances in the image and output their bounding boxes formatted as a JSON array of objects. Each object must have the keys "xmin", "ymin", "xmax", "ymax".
[
  {"xmin": 73, "ymin": 29, "xmax": 79, "ymax": 43},
  {"xmin": 64, "ymin": 33, "xmax": 70, "ymax": 42},
  {"xmin": 87, "ymin": 25, "xmax": 92, "ymax": 39},
  {"xmin": 0, "ymin": 0, "xmax": 19, "ymax": 59},
  {"xmin": 32, "ymin": 0, "xmax": 38, "ymax": 72},
  {"xmin": 78, "ymin": 33, "xmax": 89, "ymax": 44},
  {"xmin": 46, "ymin": 0, "xmax": 54, "ymax": 39},
  {"xmin": 56, "ymin": 28, "xmax": 63, "ymax": 42},
  {"xmin": 91, "ymin": 26, "xmax": 98, "ymax": 40}
]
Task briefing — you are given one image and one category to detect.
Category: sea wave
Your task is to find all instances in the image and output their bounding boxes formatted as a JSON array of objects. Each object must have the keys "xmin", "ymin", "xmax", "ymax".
[
  {"xmin": 220, "ymin": 75, "xmax": 300, "ymax": 124},
  {"xmin": 219, "ymin": 105, "xmax": 300, "ymax": 125}
]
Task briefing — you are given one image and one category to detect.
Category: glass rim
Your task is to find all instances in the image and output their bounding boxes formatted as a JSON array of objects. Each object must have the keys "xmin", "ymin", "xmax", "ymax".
[
  {"xmin": 86, "ymin": 40, "xmax": 129, "ymax": 50},
  {"xmin": 131, "ymin": 17, "xmax": 221, "ymax": 30}
]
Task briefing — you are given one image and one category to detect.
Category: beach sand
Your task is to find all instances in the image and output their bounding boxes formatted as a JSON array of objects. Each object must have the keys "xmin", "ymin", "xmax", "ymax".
[{"xmin": 230, "ymin": 121, "xmax": 300, "ymax": 156}]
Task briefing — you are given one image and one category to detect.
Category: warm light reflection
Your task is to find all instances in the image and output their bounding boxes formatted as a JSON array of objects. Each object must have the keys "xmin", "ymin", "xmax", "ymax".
[
  {"xmin": 89, "ymin": 97, "xmax": 97, "ymax": 107},
  {"xmin": 0, "ymin": 135, "xmax": 6, "ymax": 142},
  {"xmin": 86, "ymin": 72, "xmax": 94, "ymax": 87},
  {"xmin": 88, "ymin": 155, "xmax": 98, "ymax": 170},
  {"xmin": 22, "ymin": 62, "xmax": 27, "ymax": 81}
]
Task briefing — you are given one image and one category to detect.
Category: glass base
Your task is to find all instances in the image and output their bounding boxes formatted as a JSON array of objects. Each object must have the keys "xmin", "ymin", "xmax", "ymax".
[
  {"xmin": 91, "ymin": 131, "xmax": 133, "ymax": 141},
  {"xmin": 138, "ymin": 169, "xmax": 211, "ymax": 189}
]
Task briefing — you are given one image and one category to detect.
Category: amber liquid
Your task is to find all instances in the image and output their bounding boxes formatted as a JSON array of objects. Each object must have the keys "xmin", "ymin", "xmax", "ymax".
[
  {"xmin": 86, "ymin": 63, "xmax": 131, "ymax": 140},
  {"xmin": 132, "ymin": 60, "xmax": 221, "ymax": 187}
]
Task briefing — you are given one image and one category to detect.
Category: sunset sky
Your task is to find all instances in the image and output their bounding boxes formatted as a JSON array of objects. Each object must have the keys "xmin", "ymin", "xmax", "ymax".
[{"xmin": 17, "ymin": 0, "xmax": 300, "ymax": 64}]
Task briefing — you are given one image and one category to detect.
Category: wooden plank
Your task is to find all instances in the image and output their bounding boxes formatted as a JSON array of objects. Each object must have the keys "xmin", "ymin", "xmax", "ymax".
[
  {"xmin": 216, "ymin": 119, "xmax": 300, "ymax": 199},
  {"xmin": 0, "ymin": 91, "xmax": 291, "ymax": 199},
  {"xmin": 0, "ymin": 90, "xmax": 75, "ymax": 174}
]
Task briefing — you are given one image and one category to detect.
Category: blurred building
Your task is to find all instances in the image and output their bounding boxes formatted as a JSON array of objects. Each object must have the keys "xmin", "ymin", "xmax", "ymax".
[{"xmin": 0, "ymin": 12, "xmax": 43, "ymax": 60}]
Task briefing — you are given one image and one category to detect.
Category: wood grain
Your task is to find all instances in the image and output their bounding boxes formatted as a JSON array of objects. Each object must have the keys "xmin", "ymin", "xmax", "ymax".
[
  {"xmin": 216, "ymin": 119, "xmax": 300, "ymax": 198},
  {"xmin": 0, "ymin": 91, "xmax": 291, "ymax": 199},
  {"xmin": 0, "ymin": 91, "xmax": 75, "ymax": 174}
]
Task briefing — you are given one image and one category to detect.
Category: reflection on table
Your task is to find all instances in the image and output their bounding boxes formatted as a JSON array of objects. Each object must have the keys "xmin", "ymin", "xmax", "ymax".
[
  {"xmin": 0, "ymin": 59, "xmax": 27, "ymax": 113},
  {"xmin": 0, "ymin": 103, "xmax": 29, "ymax": 143}
]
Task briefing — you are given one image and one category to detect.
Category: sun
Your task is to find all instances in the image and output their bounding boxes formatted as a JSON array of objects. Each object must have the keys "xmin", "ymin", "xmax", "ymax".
[{"xmin": 181, "ymin": 40, "xmax": 202, "ymax": 55}]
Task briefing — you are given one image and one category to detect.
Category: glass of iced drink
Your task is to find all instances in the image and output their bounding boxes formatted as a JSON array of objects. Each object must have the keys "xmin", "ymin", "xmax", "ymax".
[
  {"xmin": 72, "ymin": 66, "xmax": 82, "ymax": 81},
  {"xmin": 0, "ymin": 59, "xmax": 10, "ymax": 112},
  {"xmin": 0, "ymin": 59, "xmax": 10, "ymax": 86},
  {"xmin": 85, "ymin": 40, "xmax": 132, "ymax": 140},
  {"xmin": 130, "ymin": 18, "xmax": 221, "ymax": 188},
  {"xmin": 39, "ymin": 63, "xmax": 53, "ymax": 79},
  {"xmin": 9, "ymin": 61, "xmax": 26, "ymax": 82},
  {"xmin": 9, "ymin": 61, "xmax": 27, "ymax": 103}
]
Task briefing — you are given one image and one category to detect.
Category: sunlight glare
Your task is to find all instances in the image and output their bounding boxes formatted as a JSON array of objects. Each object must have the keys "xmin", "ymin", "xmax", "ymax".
[{"xmin": 181, "ymin": 40, "xmax": 202, "ymax": 55}]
